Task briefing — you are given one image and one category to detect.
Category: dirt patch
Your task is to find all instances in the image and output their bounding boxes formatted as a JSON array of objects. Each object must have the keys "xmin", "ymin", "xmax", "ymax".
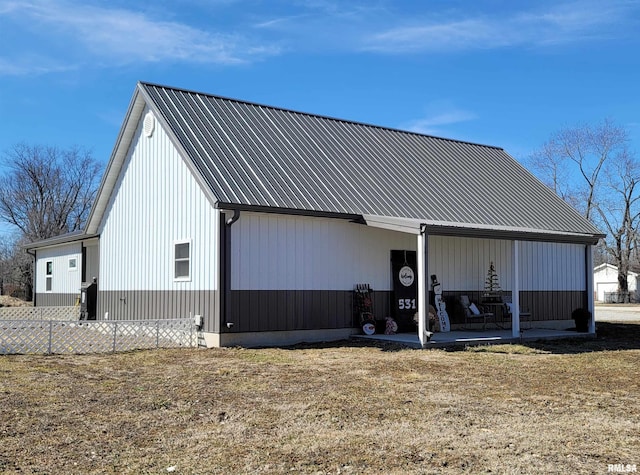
[
  {"xmin": 0, "ymin": 296, "xmax": 32, "ymax": 307},
  {"xmin": 1, "ymin": 324, "xmax": 639, "ymax": 474}
]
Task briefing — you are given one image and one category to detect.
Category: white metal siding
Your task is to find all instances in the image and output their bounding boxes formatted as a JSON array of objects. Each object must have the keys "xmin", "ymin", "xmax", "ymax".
[
  {"xmin": 519, "ymin": 241, "xmax": 585, "ymax": 291},
  {"xmin": 428, "ymin": 236, "xmax": 513, "ymax": 291},
  {"xmin": 99, "ymin": 107, "xmax": 219, "ymax": 292},
  {"xmin": 231, "ymin": 213, "xmax": 415, "ymax": 291},
  {"xmin": 36, "ymin": 243, "xmax": 82, "ymax": 295},
  {"xmin": 429, "ymin": 236, "xmax": 585, "ymax": 291},
  {"xmin": 231, "ymin": 215, "xmax": 587, "ymax": 292}
]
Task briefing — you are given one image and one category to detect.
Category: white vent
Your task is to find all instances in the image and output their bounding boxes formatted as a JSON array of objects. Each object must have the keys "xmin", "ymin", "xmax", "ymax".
[{"xmin": 143, "ymin": 112, "xmax": 155, "ymax": 138}]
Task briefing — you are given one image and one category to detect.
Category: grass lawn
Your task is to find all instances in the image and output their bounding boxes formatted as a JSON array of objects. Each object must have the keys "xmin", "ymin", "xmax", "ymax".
[{"xmin": 1, "ymin": 322, "xmax": 639, "ymax": 474}]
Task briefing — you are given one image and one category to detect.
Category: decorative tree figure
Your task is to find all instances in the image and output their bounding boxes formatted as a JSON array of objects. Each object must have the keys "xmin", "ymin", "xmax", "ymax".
[{"xmin": 484, "ymin": 262, "xmax": 501, "ymax": 302}]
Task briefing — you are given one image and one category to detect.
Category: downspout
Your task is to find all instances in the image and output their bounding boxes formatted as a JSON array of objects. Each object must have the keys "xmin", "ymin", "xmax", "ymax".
[
  {"xmin": 226, "ymin": 209, "xmax": 241, "ymax": 226},
  {"xmin": 586, "ymin": 244, "xmax": 595, "ymax": 333},
  {"xmin": 222, "ymin": 209, "xmax": 240, "ymax": 330},
  {"xmin": 25, "ymin": 248, "xmax": 36, "ymax": 306}
]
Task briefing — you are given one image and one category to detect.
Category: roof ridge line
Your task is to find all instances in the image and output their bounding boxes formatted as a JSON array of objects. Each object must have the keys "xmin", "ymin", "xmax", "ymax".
[{"xmin": 138, "ymin": 80, "xmax": 503, "ymax": 151}]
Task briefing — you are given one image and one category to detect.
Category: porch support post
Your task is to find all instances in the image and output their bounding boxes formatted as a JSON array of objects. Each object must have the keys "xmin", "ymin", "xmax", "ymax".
[
  {"xmin": 417, "ymin": 225, "xmax": 429, "ymax": 348},
  {"xmin": 586, "ymin": 244, "xmax": 595, "ymax": 333},
  {"xmin": 511, "ymin": 240, "xmax": 521, "ymax": 338}
]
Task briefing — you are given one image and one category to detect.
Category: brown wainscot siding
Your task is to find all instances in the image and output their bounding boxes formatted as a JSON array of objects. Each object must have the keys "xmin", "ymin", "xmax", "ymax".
[
  {"xmin": 35, "ymin": 293, "xmax": 78, "ymax": 307},
  {"xmin": 227, "ymin": 290, "xmax": 392, "ymax": 333},
  {"xmin": 443, "ymin": 290, "xmax": 586, "ymax": 325},
  {"xmin": 97, "ymin": 290, "xmax": 220, "ymax": 332}
]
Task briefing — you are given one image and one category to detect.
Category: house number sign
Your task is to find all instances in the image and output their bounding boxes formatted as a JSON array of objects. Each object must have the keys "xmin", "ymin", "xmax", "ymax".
[{"xmin": 391, "ymin": 250, "xmax": 418, "ymax": 324}]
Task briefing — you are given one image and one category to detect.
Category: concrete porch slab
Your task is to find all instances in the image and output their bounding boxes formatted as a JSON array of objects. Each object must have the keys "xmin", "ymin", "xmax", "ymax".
[{"xmin": 353, "ymin": 328, "xmax": 595, "ymax": 349}]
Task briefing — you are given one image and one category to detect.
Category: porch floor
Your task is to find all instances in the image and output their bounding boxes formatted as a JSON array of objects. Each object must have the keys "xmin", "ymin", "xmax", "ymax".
[{"xmin": 353, "ymin": 328, "xmax": 595, "ymax": 348}]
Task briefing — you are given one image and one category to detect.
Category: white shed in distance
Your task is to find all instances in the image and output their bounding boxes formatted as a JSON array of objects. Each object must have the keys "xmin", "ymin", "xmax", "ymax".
[{"xmin": 593, "ymin": 263, "xmax": 639, "ymax": 302}]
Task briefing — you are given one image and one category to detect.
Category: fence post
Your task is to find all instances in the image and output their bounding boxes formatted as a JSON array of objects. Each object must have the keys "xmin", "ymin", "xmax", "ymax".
[
  {"xmin": 48, "ymin": 320, "xmax": 53, "ymax": 355},
  {"xmin": 113, "ymin": 322, "xmax": 118, "ymax": 352},
  {"xmin": 156, "ymin": 320, "xmax": 160, "ymax": 348}
]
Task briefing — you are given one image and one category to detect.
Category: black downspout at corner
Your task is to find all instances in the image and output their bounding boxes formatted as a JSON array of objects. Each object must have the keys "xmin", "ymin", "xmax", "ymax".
[
  {"xmin": 25, "ymin": 248, "xmax": 36, "ymax": 306},
  {"xmin": 81, "ymin": 244, "xmax": 87, "ymax": 284},
  {"xmin": 585, "ymin": 243, "xmax": 596, "ymax": 309},
  {"xmin": 221, "ymin": 210, "xmax": 240, "ymax": 331}
]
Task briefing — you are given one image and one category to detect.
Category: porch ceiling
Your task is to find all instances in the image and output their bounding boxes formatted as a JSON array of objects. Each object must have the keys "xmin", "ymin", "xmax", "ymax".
[{"xmin": 362, "ymin": 214, "xmax": 601, "ymax": 244}]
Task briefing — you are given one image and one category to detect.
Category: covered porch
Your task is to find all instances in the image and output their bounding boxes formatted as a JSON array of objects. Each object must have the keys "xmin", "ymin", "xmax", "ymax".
[{"xmin": 363, "ymin": 215, "xmax": 598, "ymax": 348}]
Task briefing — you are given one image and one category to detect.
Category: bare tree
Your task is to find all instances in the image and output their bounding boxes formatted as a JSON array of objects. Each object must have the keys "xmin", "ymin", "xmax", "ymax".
[
  {"xmin": 529, "ymin": 118, "xmax": 628, "ymax": 221},
  {"xmin": 595, "ymin": 151, "xmax": 640, "ymax": 302},
  {"xmin": 530, "ymin": 119, "xmax": 637, "ymax": 300},
  {"xmin": 0, "ymin": 144, "xmax": 102, "ymax": 300},
  {"xmin": 0, "ymin": 234, "xmax": 33, "ymax": 300},
  {"xmin": 0, "ymin": 143, "xmax": 102, "ymax": 241},
  {"xmin": 0, "ymin": 238, "xmax": 9, "ymax": 296}
]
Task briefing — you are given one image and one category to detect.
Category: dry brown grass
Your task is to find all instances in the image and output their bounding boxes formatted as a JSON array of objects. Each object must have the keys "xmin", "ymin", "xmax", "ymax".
[{"xmin": 1, "ymin": 322, "xmax": 639, "ymax": 474}]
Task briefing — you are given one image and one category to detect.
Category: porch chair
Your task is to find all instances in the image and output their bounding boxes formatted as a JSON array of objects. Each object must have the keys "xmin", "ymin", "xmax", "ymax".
[
  {"xmin": 460, "ymin": 295, "xmax": 495, "ymax": 330},
  {"xmin": 502, "ymin": 296, "xmax": 532, "ymax": 329}
]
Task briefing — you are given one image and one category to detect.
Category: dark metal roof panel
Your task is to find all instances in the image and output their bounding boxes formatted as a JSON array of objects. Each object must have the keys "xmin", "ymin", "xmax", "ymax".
[
  {"xmin": 139, "ymin": 82, "xmax": 603, "ymax": 239},
  {"xmin": 24, "ymin": 232, "xmax": 99, "ymax": 250}
]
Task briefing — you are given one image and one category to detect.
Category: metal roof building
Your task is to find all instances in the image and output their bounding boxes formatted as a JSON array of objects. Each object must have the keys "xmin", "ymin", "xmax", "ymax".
[
  {"xmin": 30, "ymin": 82, "xmax": 603, "ymax": 347},
  {"xmin": 87, "ymin": 82, "xmax": 602, "ymax": 244}
]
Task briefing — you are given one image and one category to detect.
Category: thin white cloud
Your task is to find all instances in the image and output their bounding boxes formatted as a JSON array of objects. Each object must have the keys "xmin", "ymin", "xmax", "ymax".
[
  {"xmin": 1, "ymin": 0, "xmax": 637, "ymax": 76},
  {"xmin": 254, "ymin": 14, "xmax": 309, "ymax": 29},
  {"xmin": 0, "ymin": 0, "xmax": 280, "ymax": 75},
  {"xmin": 251, "ymin": 1, "xmax": 385, "ymax": 51},
  {"xmin": 0, "ymin": 56, "xmax": 75, "ymax": 76},
  {"xmin": 362, "ymin": 1, "xmax": 638, "ymax": 53},
  {"xmin": 368, "ymin": 19, "xmax": 501, "ymax": 53},
  {"xmin": 401, "ymin": 107, "xmax": 477, "ymax": 136}
]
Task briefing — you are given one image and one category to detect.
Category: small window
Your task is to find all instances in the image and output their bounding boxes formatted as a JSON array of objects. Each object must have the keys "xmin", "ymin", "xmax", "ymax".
[
  {"xmin": 45, "ymin": 261, "xmax": 53, "ymax": 292},
  {"xmin": 69, "ymin": 257, "xmax": 77, "ymax": 271},
  {"xmin": 174, "ymin": 241, "xmax": 190, "ymax": 280}
]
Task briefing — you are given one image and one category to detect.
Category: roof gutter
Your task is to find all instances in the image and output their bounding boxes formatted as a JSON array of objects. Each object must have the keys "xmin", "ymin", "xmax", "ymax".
[
  {"xmin": 23, "ymin": 233, "xmax": 100, "ymax": 251},
  {"xmin": 423, "ymin": 225, "xmax": 604, "ymax": 245},
  {"xmin": 215, "ymin": 202, "xmax": 364, "ymax": 223}
]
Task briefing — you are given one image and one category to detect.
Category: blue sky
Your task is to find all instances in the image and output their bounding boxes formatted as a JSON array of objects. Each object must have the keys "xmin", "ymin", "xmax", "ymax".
[{"xmin": 0, "ymin": 0, "xmax": 639, "ymax": 226}]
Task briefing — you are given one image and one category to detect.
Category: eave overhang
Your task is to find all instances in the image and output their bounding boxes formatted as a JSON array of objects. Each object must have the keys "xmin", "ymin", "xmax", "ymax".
[
  {"xmin": 363, "ymin": 214, "xmax": 605, "ymax": 245},
  {"xmin": 23, "ymin": 232, "xmax": 99, "ymax": 251}
]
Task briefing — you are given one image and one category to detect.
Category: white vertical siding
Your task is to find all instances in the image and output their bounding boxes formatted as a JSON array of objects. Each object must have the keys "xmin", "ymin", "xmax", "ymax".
[
  {"xmin": 99, "ymin": 107, "xmax": 219, "ymax": 292},
  {"xmin": 519, "ymin": 241, "xmax": 585, "ymax": 291},
  {"xmin": 231, "ymin": 212, "xmax": 415, "ymax": 291},
  {"xmin": 428, "ymin": 236, "xmax": 585, "ymax": 291},
  {"xmin": 231, "ymin": 214, "xmax": 587, "ymax": 293},
  {"xmin": 428, "ymin": 236, "xmax": 512, "ymax": 291},
  {"xmin": 36, "ymin": 243, "xmax": 82, "ymax": 295}
]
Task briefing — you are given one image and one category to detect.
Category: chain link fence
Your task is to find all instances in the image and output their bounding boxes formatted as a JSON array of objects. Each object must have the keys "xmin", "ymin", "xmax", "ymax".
[
  {"xmin": 603, "ymin": 291, "xmax": 637, "ymax": 303},
  {"xmin": 0, "ymin": 318, "xmax": 197, "ymax": 355}
]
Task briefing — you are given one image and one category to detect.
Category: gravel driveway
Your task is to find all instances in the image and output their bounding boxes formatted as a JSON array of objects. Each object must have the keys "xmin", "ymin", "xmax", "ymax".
[{"xmin": 595, "ymin": 305, "xmax": 640, "ymax": 322}]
